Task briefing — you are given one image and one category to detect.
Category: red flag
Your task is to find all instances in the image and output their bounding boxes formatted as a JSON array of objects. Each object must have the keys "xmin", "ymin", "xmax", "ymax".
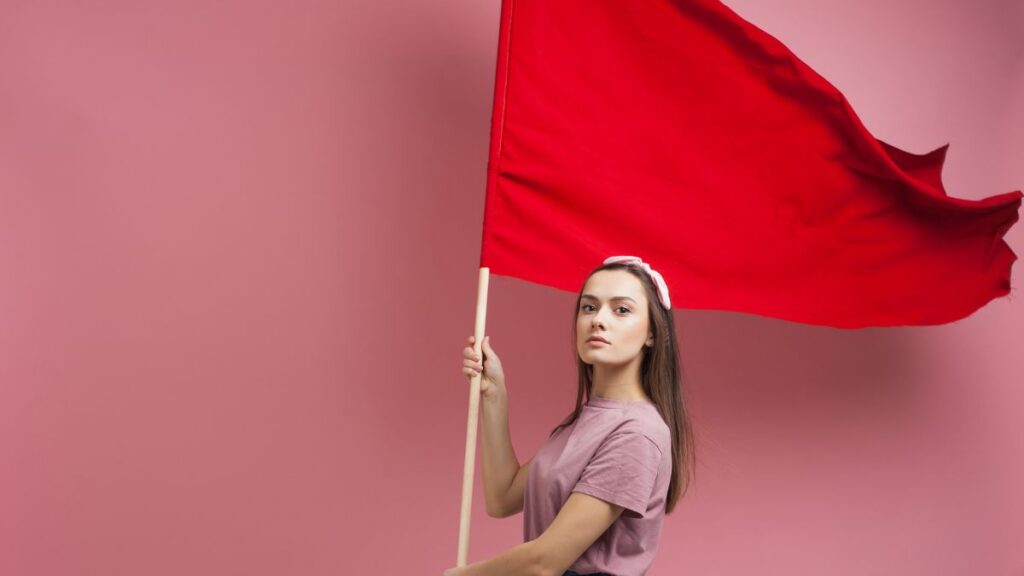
[{"xmin": 478, "ymin": 0, "xmax": 1021, "ymax": 328}]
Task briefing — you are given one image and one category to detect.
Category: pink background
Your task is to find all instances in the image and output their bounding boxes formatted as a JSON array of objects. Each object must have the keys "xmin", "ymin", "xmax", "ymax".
[{"xmin": 1, "ymin": 0, "xmax": 1021, "ymax": 574}]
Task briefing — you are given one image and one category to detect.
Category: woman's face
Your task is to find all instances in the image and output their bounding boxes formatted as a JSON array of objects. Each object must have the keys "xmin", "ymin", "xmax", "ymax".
[{"xmin": 576, "ymin": 269, "xmax": 654, "ymax": 367}]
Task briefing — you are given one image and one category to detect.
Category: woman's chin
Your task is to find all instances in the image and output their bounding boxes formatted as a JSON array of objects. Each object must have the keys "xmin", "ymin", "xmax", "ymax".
[{"xmin": 580, "ymin": 352, "xmax": 610, "ymax": 366}]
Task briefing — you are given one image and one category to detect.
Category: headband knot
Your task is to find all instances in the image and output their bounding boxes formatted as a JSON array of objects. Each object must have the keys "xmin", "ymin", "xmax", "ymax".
[{"xmin": 602, "ymin": 255, "xmax": 672, "ymax": 310}]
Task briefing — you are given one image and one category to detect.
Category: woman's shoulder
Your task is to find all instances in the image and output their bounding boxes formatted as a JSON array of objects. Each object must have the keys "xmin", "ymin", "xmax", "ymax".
[{"xmin": 615, "ymin": 407, "xmax": 671, "ymax": 455}]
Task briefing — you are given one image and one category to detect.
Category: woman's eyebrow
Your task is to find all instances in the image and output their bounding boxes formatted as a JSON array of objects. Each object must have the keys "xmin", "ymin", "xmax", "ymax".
[{"xmin": 581, "ymin": 294, "xmax": 638, "ymax": 304}]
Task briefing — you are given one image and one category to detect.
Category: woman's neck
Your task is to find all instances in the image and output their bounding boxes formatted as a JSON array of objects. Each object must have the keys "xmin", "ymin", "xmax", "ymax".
[{"xmin": 591, "ymin": 361, "xmax": 649, "ymax": 402}]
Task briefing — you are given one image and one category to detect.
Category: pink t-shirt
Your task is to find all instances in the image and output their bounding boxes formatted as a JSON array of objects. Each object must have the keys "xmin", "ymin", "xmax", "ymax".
[{"xmin": 524, "ymin": 394, "xmax": 672, "ymax": 576}]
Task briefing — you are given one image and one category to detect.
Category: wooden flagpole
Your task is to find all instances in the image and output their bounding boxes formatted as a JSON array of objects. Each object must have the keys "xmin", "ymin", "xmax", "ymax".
[{"xmin": 457, "ymin": 267, "xmax": 490, "ymax": 566}]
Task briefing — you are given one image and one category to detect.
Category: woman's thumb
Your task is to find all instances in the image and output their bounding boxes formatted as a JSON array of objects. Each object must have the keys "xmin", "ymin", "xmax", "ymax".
[{"xmin": 482, "ymin": 335, "xmax": 493, "ymax": 353}]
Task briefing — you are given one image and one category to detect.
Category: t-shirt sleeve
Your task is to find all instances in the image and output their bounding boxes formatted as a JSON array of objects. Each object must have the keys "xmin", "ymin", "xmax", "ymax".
[{"xmin": 571, "ymin": 429, "xmax": 662, "ymax": 518}]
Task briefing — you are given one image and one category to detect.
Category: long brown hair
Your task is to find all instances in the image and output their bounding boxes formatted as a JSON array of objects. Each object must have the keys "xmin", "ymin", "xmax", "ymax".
[{"xmin": 548, "ymin": 261, "xmax": 696, "ymax": 513}]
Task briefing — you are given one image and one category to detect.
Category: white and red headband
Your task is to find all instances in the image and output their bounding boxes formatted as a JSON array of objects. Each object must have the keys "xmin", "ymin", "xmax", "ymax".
[{"xmin": 602, "ymin": 255, "xmax": 672, "ymax": 310}]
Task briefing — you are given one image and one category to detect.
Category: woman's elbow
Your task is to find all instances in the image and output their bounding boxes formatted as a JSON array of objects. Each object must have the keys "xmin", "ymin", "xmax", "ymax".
[
  {"xmin": 523, "ymin": 541, "xmax": 557, "ymax": 576},
  {"xmin": 485, "ymin": 501, "xmax": 506, "ymax": 518}
]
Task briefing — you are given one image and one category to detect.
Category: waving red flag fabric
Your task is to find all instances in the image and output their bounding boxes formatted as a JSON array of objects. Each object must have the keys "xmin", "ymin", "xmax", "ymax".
[{"xmin": 478, "ymin": 0, "xmax": 1021, "ymax": 328}]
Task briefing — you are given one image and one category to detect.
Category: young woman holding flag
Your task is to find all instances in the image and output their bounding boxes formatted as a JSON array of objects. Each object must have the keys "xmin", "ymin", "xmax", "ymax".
[{"xmin": 447, "ymin": 256, "xmax": 697, "ymax": 576}]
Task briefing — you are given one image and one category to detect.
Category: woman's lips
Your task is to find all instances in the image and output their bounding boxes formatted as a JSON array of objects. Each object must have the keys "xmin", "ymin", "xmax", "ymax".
[{"xmin": 586, "ymin": 339, "xmax": 609, "ymax": 346}]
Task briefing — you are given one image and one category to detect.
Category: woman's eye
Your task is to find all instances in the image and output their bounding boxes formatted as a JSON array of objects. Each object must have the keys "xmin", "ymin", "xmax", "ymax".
[{"xmin": 580, "ymin": 304, "xmax": 630, "ymax": 313}]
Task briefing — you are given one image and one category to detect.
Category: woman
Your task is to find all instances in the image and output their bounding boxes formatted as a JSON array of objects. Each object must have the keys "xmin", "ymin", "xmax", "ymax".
[{"xmin": 445, "ymin": 255, "xmax": 696, "ymax": 576}]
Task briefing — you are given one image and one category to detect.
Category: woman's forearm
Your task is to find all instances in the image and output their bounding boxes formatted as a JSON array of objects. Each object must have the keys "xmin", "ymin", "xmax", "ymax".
[
  {"xmin": 453, "ymin": 540, "xmax": 546, "ymax": 576},
  {"xmin": 480, "ymin": 392, "xmax": 519, "ymax": 516}
]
